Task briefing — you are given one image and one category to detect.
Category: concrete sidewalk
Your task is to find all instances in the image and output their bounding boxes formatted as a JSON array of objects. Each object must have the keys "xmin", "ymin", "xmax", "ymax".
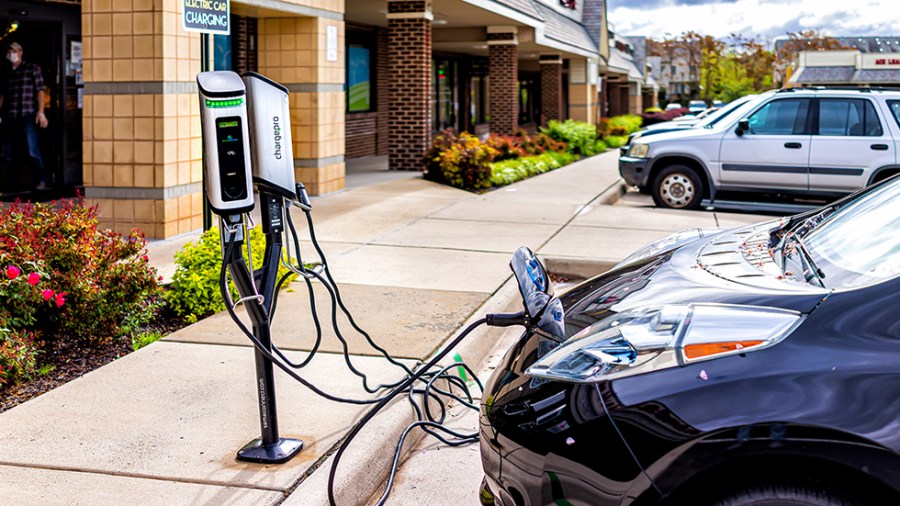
[{"xmin": 0, "ymin": 151, "xmax": 766, "ymax": 505}]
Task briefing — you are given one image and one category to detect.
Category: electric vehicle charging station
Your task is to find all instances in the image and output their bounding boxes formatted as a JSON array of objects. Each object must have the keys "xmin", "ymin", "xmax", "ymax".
[
  {"xmin": 198, "ymin": 70, "xmax": 303, "ymax": 464},
  {"xmin": 197, "ymin": 69, "xmax": 545, "ymax": 503}
]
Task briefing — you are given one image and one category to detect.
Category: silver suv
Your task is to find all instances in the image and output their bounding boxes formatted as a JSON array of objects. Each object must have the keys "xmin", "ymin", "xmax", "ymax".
[{"xmin": 620, "ymin": 88, "xmax": 900, "ymax": 209}]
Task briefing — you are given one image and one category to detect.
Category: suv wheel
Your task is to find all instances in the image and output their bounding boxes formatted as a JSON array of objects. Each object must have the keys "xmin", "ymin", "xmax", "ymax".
[
  {"xmin": 711, "ymin": 484, "xmax": 858, "ymax": 506},
  {"xmin": 652, "ymin": 165, "xmax": 704, "ymax": 209}
]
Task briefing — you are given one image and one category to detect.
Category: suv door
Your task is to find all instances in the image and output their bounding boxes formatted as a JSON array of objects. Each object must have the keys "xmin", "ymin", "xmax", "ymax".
[
  {"xmin": 808, "ymin": 97, "xmax": 893, "ymax": 192},
  {"xmin": 717, "ymin": 97, "xmax": 812, "ymax": 191}
]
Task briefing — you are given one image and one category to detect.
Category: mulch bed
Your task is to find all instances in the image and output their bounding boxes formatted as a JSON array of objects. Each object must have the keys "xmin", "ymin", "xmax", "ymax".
[{"xmin": 0, "ymin": 309, "xmax": 188, "ymax": 414}]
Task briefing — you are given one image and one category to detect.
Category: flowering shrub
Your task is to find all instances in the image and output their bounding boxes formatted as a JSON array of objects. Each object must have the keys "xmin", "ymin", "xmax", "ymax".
[
  {"xmin": 520, "ymin": 132, "xmax": 567, "ymax": 156},
  {"xmin": 165, "ymin": 226, "xmax": 297, "ymax": 322},
  {"xmin": 0, "ymin": 264, "xmax": 66, "ymax": 387},
  {"xmin": 438, "ymin": 132, "xmax": 499, "ymax": 190},
  {"xmin": 0, "ymin": 199, "xmax": 161, "ymax": 347},
  {"xmin": 484, "ymin": 134, "xmax": 525, "ymax": 161},
  {"xmin": 606, "ymin": 114, "xmax": 643, "ymax": 136},
  {"xmin": 424, "ymin": 129, "xmax": 459, "ymax": 183}
]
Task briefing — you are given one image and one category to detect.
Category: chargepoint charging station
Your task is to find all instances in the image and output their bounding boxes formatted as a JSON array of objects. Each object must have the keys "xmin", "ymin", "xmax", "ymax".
[{"xmin": 197, "ymin": 70, "xmax": 303, "ymax": 464}]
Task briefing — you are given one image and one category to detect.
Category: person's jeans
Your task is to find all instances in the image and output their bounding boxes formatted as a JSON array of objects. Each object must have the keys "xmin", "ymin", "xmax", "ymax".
[{"xmin": 1, "ymin": 114, "xmax": 46, "ymax": 184}]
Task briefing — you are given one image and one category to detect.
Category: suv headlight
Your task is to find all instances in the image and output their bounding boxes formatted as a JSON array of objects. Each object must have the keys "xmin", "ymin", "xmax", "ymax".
[
  {"xmin": 525, "ymin": 304, "xmax": 803, "ymax": 383},
  {"xmin": 627, "ymin": 143, "xmax": 650, "ymax": 158}
]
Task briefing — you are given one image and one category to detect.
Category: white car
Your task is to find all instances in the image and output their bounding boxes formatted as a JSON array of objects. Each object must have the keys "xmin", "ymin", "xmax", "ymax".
[
  {"xmin": 664, "ymin": 103, "xmax": 683, "ymax": 111},
  {"xmin": 620, "ymin": 88, "xmax": 900, "ymax": 209}
]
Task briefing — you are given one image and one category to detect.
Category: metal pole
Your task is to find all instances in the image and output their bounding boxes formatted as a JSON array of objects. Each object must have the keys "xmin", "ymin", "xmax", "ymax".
[{"xmin": 201, "ymin": 33, "xmax": 213, "ymax": 231}]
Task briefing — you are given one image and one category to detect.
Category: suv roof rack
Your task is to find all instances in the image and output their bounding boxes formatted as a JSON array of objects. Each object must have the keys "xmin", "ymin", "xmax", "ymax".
[{"xmin": 778, "ymin": 86, "xmax": 900, "ymax": 93}]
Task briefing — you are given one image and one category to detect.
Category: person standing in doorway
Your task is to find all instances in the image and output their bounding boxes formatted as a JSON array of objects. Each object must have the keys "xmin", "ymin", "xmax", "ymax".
[{"xmin": 0, "ymin": 42, "xmax": 49, "ymax": 190}]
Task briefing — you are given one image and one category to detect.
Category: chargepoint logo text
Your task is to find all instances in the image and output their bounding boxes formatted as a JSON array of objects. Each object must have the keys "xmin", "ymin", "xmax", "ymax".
[{"xmin": 273, "ymin": 116, "xmax": 282, "ymax": 160}]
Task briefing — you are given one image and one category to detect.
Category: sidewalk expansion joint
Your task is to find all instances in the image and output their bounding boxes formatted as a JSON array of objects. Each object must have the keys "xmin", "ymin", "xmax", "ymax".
[{"xmin": 0, "ymin": 461, "xmax": 286, "ymax": 493}]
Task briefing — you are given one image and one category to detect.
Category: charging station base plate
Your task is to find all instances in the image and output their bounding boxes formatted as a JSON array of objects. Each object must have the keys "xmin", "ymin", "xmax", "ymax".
[{"xmin": 236, "ymin": 437, "xmax": 303, "ymax": 464}]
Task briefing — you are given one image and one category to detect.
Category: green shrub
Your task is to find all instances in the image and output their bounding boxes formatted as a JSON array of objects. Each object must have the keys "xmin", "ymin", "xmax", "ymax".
[
  {"xmin": 604, "ymin": 135, "xmax": 628, "ymax": 148},
  {"xmin": 594, "ymin": 139, "xmax": 608, "ymax": 153},
  {"xmin": 0, "ymin": 327, "xmax": 39, "ymax": 388},
  {"xmin": 438, "ymin": 132, "xmax": 499, "ymax": 190},
  {"xmin": 519, "ymin": 132, "xmax": 567, "ymax": 155},
  {"xmin": 541, "ymin": 120, "xmax": 599, "ymax": 156},
  {"xmin": 643, "ymin": 107, "xmax": 663, "ymax": 113},
  {"xmin": 489, "ymin": 152, "xmax": 578, "ymax": 187},
  {"xmin": 132, "ymin": 330, "xmax": 164, "ymax": 351},
  {"xmin": 0, "ymin": 199, "xmax": 161, "ymax": 347},
  {"xmin": 606, "ymin": 114, "xmax": 643, "ymax": 136},
  {"xmin": 165, "ymin": 226, "xmax": 296, "ymax": 321}
]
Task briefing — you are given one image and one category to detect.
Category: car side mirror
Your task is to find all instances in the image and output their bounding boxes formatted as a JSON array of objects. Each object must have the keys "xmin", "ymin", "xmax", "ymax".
[
  {"xmin": 736, "ymin": 118, "xmax": 750, "ymax": 136},
  {"xmin": 509, "ymin": 247, "xmax": 565, "ymax": 340}
]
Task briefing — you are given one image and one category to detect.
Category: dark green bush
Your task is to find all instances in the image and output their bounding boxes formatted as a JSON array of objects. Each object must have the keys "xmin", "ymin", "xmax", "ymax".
[{"xmin": 164, "ymin": 226, "xmax": 296, "ymax": 322}]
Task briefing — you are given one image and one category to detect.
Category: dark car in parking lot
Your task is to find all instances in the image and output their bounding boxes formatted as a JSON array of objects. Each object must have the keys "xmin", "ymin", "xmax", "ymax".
[{"xmin": 480, "ymin": 176, "xmax": 900, "ymax": 506}]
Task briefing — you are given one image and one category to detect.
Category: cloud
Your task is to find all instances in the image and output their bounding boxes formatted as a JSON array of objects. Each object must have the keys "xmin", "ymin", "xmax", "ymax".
[{"xmin": 607, "ymin": 0, "xmax": 900, "ymax": 43}]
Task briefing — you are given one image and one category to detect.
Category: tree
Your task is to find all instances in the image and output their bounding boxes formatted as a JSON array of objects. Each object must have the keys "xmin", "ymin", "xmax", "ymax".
[{"xmin": 774, "ymin": 30, "xmax": 848, "ymax": 86}]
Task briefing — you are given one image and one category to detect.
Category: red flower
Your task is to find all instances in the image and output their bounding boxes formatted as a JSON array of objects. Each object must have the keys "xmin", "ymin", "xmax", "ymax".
[
  {"xmin": 55, "ymin": 292, "xmax": 67, "ymax": 308},
  {"xmin": 42, "ymin": 289, "xmax": 54, "ymax": 301},
  {"xmin": 142, "ymin": 255, "xmax": 149, "ymax": 262},
  {"xmin": 6, "ymin": 265, "xmax": 20, "ymax": 280},
  {"xmin": 27, "ymin": 272, "xmax": 40, "ymax": 286}
]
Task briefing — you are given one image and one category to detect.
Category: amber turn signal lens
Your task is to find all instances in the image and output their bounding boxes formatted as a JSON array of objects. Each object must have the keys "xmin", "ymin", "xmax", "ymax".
[{"xmin": 683, "ymin": 340, "xmax": 764, "ymax": 360}]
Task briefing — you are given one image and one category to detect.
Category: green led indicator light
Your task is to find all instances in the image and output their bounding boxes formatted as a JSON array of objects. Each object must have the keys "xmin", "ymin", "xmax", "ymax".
[{"xmin": 205, "ymin": 98, "xmax": 244, "ymax": 108}]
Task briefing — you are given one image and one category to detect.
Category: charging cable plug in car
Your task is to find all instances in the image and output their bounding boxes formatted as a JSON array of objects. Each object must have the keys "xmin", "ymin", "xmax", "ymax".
[{"xmin": 486, "ymin": 311, "xmax": 528, "ymax": 328}]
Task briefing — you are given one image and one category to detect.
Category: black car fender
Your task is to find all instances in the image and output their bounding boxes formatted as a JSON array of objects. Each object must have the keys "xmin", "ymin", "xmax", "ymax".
[{"xmin": 631, "ymin": 424, "xmax": 900, "ymax": 504}]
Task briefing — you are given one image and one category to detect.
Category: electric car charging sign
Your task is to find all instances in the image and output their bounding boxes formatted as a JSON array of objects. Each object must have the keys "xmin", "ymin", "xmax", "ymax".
[{"xmin": 183, "ymin": 0, "xmax": 230, "ymax": 35}]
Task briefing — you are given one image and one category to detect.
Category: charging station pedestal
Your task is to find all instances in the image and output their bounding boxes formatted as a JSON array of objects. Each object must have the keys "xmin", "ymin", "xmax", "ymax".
[{"xmin": 198, "ymin": 70, "xmax": 302, "ymax": 465}]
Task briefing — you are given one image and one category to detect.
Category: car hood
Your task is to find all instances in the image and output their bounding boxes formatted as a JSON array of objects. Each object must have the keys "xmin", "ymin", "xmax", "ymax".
[
  {"xmin": 558, "ymin": 221, "xmax": 828, "ymax": 338},
  {"xmin": 636, "ymin": 126, "xmax": 723, "ymax": 144}
]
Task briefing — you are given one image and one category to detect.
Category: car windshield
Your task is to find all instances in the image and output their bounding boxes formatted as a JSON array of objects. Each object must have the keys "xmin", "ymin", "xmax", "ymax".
[{"xmin": 802, "ymin": 180, "xmax": 900, "ymax": 287}]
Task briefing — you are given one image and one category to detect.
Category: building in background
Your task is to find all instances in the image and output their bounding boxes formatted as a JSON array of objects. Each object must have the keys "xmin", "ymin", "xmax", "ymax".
[
  {"xmin": 0, "ymin": 0, "xmax": 622, "ymax": 239},
  {"xmin": 782, "ymin": 36, "xmax": 900, "ymax": 88}
]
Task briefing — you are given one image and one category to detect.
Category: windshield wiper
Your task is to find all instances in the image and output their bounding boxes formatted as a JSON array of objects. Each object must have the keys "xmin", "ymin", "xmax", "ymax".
[{"xmin": 780, "ymin": 234, "xmax": 826, "ymax": 288}]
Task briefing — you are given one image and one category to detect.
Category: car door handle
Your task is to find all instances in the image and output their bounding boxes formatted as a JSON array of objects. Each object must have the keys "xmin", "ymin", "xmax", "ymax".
[
  {"xmin": 784, "ymin": 142, "xmax": 802, "ymax": 149},
  {"xmin": 871, "ymin": 144, "xmax": 889, "ymax": 151}
]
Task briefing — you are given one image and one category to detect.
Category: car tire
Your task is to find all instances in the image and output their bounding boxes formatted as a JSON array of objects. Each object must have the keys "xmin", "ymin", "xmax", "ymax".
[
  {"xmin": 711, "ymin": 484, "xmax": 858, "ymax": 506},
  {"xmin": 638, "ymin": 185, "xmax": 651, "ymax": 195},
  {"xmin": 652, "ymin": 165, "xmax": 704, "ymax": 209}
]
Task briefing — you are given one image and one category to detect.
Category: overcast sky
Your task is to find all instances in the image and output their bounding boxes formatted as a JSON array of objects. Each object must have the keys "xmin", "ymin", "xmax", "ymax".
[{"xmin": 607, "ymin": 0, "xmax": 900, "ymax": 44}]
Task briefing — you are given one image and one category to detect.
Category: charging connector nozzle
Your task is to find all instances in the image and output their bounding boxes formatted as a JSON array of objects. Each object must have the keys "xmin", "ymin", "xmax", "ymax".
[
  {"xmin": 486, "ymin": 311, "xmax": 528, "ymax": 328},
  {"xmin": 295, "ymin": 182, "xmax": 312, "ymax": 209}
]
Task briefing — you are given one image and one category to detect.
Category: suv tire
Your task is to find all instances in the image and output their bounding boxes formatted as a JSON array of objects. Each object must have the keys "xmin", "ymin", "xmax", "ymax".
[
  {"xmin": 652, "ymin": 165, "xmax": 704, "ymax": 210},
  {"xmin": 710, "ymin": 484, "xmax": 857, "ymax": 506}
]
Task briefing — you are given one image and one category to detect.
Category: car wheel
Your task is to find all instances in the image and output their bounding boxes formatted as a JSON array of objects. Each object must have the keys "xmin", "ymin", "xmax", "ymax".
[
  {"xmin": 652, "ymin": 165, "xmax": 704, "ymax": 209},
  {"xmin": 711, "ymin": 484, "xmax": 858, "ymax": 506}
]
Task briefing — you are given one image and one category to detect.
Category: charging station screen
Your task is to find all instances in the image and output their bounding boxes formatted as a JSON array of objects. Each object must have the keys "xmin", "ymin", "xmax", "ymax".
[{"xmin": 215, "ymin": 116, "xmax": 249, "ymax": 201}]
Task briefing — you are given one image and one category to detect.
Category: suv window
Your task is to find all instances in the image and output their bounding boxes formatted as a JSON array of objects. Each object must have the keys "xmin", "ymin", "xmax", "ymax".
[
  {"xmin": 818, "ymin": 98, "xmax": 883, "ymax": 136},
  {"xmin": 887, "ymin": 100, "xmax": 900, "ymax": 129},
  {"xmin": 747, "ymin": 98, "xmax": 811, "ymax": 135}
]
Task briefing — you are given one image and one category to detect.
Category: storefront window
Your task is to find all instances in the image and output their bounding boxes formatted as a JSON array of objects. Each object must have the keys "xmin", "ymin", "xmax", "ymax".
[
  {"xmin": 347, "ymin": 45, "xmax": 371, "ymax": 112},
  {"xmin": 470, "ymin": 76, "xmax": 489, "ymax": 126},
  {"xmin": 346, "ymin": 28, "xmax": 376, "ymax": 113},
  {"xmin": 518, "ymin": 74, "xmax": 540, "ymax": 125},
  {"xmin": 433, "ymin": 59, "xmax": 456, "ymax": 131}
]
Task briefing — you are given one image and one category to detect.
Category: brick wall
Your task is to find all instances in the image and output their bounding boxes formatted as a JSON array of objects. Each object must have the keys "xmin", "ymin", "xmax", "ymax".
[
  {"xmin": 489, "ymin": 39, "xmax": 518, "ymax": 135},
  {"xmin": 387, "ymin": 2, "xmax": 432, "ymax": 171},
  {"xmin": 376, "ymin": 29, "xmax": 389, "ymax": 156},
  {"xmin": 540, "ymin": 56, "xmax": 562, "ymax": 125}
]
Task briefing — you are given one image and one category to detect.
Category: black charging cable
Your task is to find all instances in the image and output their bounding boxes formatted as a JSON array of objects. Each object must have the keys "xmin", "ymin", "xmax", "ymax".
[{"xmin": 218, "ymin": 214, "xmax": 529, "ymax": 505}]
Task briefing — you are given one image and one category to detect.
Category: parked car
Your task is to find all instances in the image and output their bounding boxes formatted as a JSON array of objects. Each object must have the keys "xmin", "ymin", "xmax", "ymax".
[
  {"xmin": 620, "ymin": 88, "xmax": 900, "ymax": 209},
  {"xmin": 688, "ymin": 99, "xmax": 708, "ymax": 114},
  {"xmin": 621, "ymin": 95, "xmax": 758, "ymax": 156},
  {"xmin": 664, "ymin": 103, "xmax": 683, "ymax": 111},
  {"xmin": 480, "ymin": 177, "xmax": 900, "ymax": 506}
]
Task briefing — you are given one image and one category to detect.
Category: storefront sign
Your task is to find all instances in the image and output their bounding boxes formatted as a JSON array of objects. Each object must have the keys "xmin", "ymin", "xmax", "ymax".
[
  {"xmin": 182, "ymin": 0, "xmax": 230, "ymax": 35},
  {"xmin": 875, "ymin": 58, "xmax": 900, "ymax": 65},
  {"xmin": 326, "ymin": 25, "xmax": 338, "ymax": 62}
]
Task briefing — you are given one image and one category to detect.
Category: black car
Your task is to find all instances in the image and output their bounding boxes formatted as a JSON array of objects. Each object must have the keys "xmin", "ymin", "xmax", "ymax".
[{"xmin": 480, "ymin": 177, "xmax": 900, "ymax": 506}]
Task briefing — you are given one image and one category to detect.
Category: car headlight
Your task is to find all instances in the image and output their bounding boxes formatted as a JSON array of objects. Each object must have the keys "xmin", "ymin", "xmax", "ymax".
[
  {"xmin": 627, "ymin": 143, "xmax": 650, "ymax": 158},
  {"xmin": 614, "ymin": 228, "xmax": 719, "ymax": 269},
  {"xmin": 525, "ymin": 304, "xmax": 804, "ymax": 383}
]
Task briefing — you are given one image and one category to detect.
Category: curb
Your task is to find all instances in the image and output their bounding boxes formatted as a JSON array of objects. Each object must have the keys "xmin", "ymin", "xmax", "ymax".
[
  {"xmin": 282, "ymin": 278, "xmax": 524, "ymax": 506},
  {"xmin": 596, "ymin": 180, "xmax": 628, "ymax": 206}
]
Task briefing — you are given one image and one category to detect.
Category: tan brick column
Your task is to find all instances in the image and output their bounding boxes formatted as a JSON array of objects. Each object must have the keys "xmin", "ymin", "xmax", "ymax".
[
  {"xmin": 568, "ymin": 58, "xmax": 600, "ymax": 125},
  {"xmin": 488, "ymin": 26, "xmax": 518, "ymax": 135},
  {"xmin": 81, "ymin": 0, "xmax": 203, "ymax": 238},
  {"xmin": 540, "ymin": 54, "xmax": 563, "ymax": 125},
  {"xmin": 387, "ymin": 0, "xmax": 433, "ymax": 171},
  {"xmin": 258, "ymin": 15, "xmax": 346, "ymax": 196}
]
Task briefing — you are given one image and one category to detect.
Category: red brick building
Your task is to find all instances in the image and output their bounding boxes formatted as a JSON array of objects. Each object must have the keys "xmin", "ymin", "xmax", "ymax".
[{"xmin": 343, "ymin": 0, "xmax": 606, "ymax": 172}]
